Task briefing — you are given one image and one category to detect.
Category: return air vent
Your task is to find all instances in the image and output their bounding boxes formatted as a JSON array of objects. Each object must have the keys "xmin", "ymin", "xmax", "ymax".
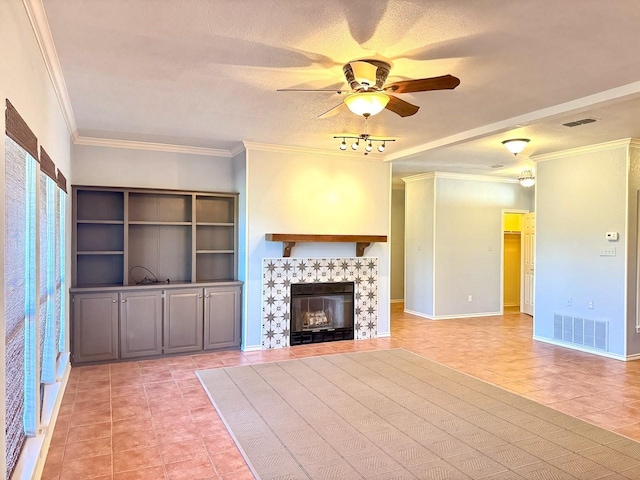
[
  {"xmin": 562, "ymin": 118, "xmax": 597, "ymax": 128},
  {"xmin": 553, "ymin": 314, "xmax": 608, "ymax": 351}
]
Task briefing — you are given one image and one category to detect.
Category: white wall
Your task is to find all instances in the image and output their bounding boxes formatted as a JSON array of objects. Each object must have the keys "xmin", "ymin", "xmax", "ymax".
[
  {"xmin": 72, "ymin": 144, "xmax": 235, "ymax": 192},
  {"xmin": 627, "ymin": 145, "xmax": 640, "ymax": 356},
  {"xmin": 535, "ymin": 146, "xmax": 628, "ymax": 356},
  {"xmin": 404, "ymin": 176, "xmax": 435, "ymax": 316},
  {"xmin": 434, "ymin": 177, "xmax": 533, "ymax": 316},
  {"xmin": 0, "ymin": 0, "xmax": 72, "ymax": 476},
  {"xmin": 391, "ymin": 187, "xmax": 405, "ymax": 301},
  {"xmin": 243, "ymin": 147, "xmax": 391, "ymax": 348},
  {"xmin": 232, "ymin": 149, "xmax": 248, "ymax": 346},
  {"xmin": 403, "ymin": 174, "xmax": 533, "ymax": 319}
]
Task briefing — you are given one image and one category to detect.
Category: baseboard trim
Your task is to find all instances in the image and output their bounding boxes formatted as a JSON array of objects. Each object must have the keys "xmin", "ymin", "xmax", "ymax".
[
  {"xmin": 390, "ymin": 299, "xmax": 404, "ymax": 304},
  {"xmin": 377, "ymin": 332, "xmax": 391, "ymax": 338},
  {"xmin": 532, "ymin": 335, "xmax": 627, "ymax": 361},
  {"xmin": 625, "ymin": 353, "xmax": 640, "ymax": 362},
  {"xmin": 404, "ymin": 309, "xmax": 502, "ymax": 320},
  {"xmin": 242, "ymin": 344, "xmax": 263, "ymax": 352}
]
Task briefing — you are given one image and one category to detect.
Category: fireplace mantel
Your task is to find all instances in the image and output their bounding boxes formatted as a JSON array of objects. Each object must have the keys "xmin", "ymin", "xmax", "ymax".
[{"xmin": 265, "ymin": 233, "xmax": 387, "ymax": 257}]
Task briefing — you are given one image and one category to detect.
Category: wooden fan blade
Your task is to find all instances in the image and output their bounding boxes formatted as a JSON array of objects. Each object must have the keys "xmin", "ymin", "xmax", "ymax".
[
  {"xmin": 385, "ymin": 95, "xmax": 419, "ymax": 117},
  {"xmin": 277, "ymin": 88, "xmax": 347, "ymax": 93},
  {"xmin": 318, "ymin": 102, "xmax": 347, "ymax": 119},
  {"xmin": 384, "ymin": 74, "xmax": 460, "ymax": 93}
]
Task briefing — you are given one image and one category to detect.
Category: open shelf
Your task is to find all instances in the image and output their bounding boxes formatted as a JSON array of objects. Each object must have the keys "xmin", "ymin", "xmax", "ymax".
[
  {"xmin": 196, "ymin": 196, "xmax": 234, "ymax": 224},
  {"xmin": 129, "ymin": 193, "xmax": 192, "ymax": 223},
  {"xmin": 77, "ymin": 220, "xmax": 124, "ymax": 225},
  {"xmin": 76, "ymin": 190, "xmax": 124, "ymax": 221},
  {"xmin": 73, "ymin": 187, "xmax": 238, "ymax": 287},
  {"xmin": 77, "ymin": 251, "xmax": 124, "ymax": 255},
  {"xmin": 129, "ymin": 221, "xmax": 192, "ymax": 226},
  {"xmin": 196, "ymin": 250, "xmax": 234, "ymax": 254}
]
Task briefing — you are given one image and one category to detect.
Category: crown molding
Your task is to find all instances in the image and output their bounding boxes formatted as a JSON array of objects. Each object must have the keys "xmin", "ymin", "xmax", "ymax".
[
  {"xmin": 23, "ymin": 0, "xmax": 78, "ymax": 138},
  {"xmin": 74, "ymin": 136, "xmax": 234, "ymax": 157},
  {"xmin": 242, "ymin": 141, "xmax": 385, "ymax": 161},
  {"xmin": 402, "ymin": 171, "xmax": 517, "ymax": 184},
  {"xmin": 532, "ymin": 138, "xmax": 640, "ymax": 162},
  {"xmin": 229, "ymin": 143, "xmax": 246, "ymax": 157}
]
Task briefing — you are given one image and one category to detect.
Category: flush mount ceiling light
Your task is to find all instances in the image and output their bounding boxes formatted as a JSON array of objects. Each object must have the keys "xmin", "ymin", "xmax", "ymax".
[
  {"xmin": 344, "ymin": 91, "xmax": 390, "ymax": 118},
  {"xmin": 502, "ymin": 138, "xmax": 530, "ymax": 155},
  {"xmin": 517, "ymin": 169, "xmax": 535, "ymax": 187},
  {"xmin": 335, "ymin": 134, "xmax": 395, "ymax": 155}
]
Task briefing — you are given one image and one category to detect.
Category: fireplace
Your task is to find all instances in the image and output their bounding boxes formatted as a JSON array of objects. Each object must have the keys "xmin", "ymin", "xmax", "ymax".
[
  {"xmin": 290, "ymin": 282, "xmax": 355, "ymax": 345},
  {"xmin": 262, "ymin": 257, "xmax": 378, "ymax": 349}
]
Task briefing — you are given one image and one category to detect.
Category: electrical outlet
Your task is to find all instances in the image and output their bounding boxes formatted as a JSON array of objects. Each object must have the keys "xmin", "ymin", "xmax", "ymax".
[
  {"xmin": 588, "ymin": 300, "xmax": 594, "ymax": 309},
  {"xmin": 468, "ymin": 295, "xmax": 472, "ymax": 302},
  {"xmin": 566, "ymin": 297, "xmax": 572, "ymax": 307}
]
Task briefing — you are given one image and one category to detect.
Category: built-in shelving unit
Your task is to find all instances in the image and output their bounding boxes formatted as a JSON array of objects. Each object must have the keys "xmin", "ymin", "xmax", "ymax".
[{"xmin": 72, "ymin": 186, "xmax": 238, "ymax": 287}]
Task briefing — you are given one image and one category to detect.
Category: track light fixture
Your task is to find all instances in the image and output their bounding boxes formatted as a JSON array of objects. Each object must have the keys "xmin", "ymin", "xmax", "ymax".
[{"xmin": 334, "ymin": 134, "xmax": 395, "ymax": 155}]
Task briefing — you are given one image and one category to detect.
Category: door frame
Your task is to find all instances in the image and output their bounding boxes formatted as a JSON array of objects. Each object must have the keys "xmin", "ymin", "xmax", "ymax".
[{"xmin": 499, "ymin": 209, "xmax": 529, "ymax": 315}]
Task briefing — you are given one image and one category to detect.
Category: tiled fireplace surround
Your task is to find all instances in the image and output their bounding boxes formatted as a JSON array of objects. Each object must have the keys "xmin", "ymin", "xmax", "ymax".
[{"xmin": 262, "ymin": 257, "xmax": 379, "ymax": 349}]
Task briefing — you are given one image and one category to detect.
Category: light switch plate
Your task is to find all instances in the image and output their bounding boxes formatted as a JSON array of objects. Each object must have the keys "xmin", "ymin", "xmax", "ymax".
[{"xmin": 600, "ymin": 247, "xmax": 616, "ymax": 256}]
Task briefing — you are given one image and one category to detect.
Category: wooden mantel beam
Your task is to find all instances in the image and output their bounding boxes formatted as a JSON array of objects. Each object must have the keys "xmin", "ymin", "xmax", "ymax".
[{"xmin": 265, "ymin": 234, "xmax": 387, "ymax": 258}]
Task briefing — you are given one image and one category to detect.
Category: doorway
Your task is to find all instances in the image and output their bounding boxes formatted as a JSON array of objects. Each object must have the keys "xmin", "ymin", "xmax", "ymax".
[{"xmin": 501, "ymin": 210, "xmax": 534, "ymax": 315}]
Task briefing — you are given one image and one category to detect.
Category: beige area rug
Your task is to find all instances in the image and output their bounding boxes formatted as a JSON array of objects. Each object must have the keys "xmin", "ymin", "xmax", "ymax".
[{"xmin": 196, "ymin": 349, "xmax": 640, "ymax": 479}]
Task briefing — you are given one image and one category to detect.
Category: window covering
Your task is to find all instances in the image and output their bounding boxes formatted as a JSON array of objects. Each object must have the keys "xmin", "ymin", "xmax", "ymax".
[
  {"xmin": 56, "ymin": 169, "xmax": 67, "ymax": 193},
  {"xmin": 57, "ymin": 189, "xmax": 66, "ymax": 354},
  {"xmin": 5, "ymin": 137, "xmax": 29, "ymax": 478},
  {"xmin": 5, "ymin": 100, "xmax": 38, "ymax": 161},
  {"xmin": 39, "ymin": 146, "xmax": 56, "ymax": 182}
]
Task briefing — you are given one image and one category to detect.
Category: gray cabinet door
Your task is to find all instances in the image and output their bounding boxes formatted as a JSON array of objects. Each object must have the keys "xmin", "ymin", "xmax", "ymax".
[
  {"xmin": 164, "ymin": 288, "xmax": 203, "ymax": 354},
  {"xmin": 120, "ymin": 290, "xmax": 163, "ymax": 358},
  {"xmin": 73, "ymin": 292, "xmax": 119, "ymax": 363},
  {"xmin": 204, "ymin": 285, "xmax": 241, "ymax": 350}
]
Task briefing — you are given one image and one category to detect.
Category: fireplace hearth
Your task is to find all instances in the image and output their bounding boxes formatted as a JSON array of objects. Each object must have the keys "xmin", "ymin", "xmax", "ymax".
[{"xmin": 290, "ymin": 282, "xmax": 354, "ymax": 345}]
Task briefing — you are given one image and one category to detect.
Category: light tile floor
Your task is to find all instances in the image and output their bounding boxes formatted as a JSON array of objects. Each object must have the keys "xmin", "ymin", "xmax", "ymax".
[{"xmin": 42, "ymin": 305, "xmax": 640, "ymax": 479}]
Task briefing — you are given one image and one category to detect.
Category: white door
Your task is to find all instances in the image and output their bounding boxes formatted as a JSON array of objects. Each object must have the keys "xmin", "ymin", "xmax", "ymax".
[{"xmin": 522, "ymin": 213, "xmax": 535, "ymax": 316}]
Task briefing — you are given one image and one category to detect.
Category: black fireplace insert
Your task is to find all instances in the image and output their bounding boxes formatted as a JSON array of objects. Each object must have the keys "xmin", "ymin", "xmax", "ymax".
[{"xmin": 290, "ymin": 282, "xmax": 355, "ymax": 345}]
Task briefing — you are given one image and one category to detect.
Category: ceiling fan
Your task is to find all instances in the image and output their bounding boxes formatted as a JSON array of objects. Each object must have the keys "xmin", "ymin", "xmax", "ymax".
[{"xmin": 278, "ymin": 59, "xmax": 460, "ymax": 118}]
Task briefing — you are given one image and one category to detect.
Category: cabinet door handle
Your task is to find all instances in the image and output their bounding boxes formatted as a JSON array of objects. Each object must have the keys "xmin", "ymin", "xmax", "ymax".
[
  {"xmin": 112, "ymin": 299, "xmax": 117, "ymax": 303},
  {"xmin": 198, "ymin": 294, "xmax": 203, "ymax": 298},
  {"xmin": 205, "ymin": 294, "xmax": 209, "ymax": 298},
  {"xmin": 121, "ymin": 299, "xmax": 126, "ymax": 303}
]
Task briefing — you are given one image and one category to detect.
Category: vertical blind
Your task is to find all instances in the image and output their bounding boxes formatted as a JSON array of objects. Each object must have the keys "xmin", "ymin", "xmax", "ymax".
[
  {"xmin": 5, "ymin": 100, "xmax": 68, "ymax": 477},
  {"xmin": 4, "ymin": 137, "xmax": 30, "ymax": 478}
]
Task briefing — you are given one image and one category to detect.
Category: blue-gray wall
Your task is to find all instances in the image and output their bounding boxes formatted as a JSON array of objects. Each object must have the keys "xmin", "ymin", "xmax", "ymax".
[{"xmin": 535, "ymin": 146, "xmax": 627, "ymax": 356}]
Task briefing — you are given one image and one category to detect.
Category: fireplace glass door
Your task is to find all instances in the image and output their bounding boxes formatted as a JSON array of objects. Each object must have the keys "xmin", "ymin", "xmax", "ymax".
[{"xmin": 290, "ymin": 282, "xmax": 354, "ymax": 345}]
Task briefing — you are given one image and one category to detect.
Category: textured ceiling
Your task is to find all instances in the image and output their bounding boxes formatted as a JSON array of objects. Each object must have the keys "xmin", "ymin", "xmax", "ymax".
[{"xmin": 43, "ymin": 0, "xmax": 640, "ymax": 177}]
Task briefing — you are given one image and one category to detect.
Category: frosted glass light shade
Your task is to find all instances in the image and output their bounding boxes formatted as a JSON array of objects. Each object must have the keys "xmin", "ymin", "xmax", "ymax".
[
  {"xmin": 517, "ymin": 169, "xmax": 535, "ymax": 187},
  {"xmin": 502, "ymin": 138, "xmax": 530, "ymax": 155},
  {"xmin": 344, "ymin": 92, "xmax": 390, "ymax": 117},
  {"xmin": 350, "ymin": 61, "xmax": 378, "ymax": 89}
]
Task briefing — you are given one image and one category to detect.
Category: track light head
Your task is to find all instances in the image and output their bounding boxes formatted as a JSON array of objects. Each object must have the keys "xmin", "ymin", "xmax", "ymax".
[{"xmin": 339, "ymin": 139, "xmax": 347, "ymax": 150}]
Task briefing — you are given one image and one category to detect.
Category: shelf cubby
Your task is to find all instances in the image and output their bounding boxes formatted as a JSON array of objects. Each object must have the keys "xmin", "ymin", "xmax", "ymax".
[
  {"xmin": 196, "ymin": 196, "xmax": 234, "ymax": 224},
  {"xmin": 129, "ymin": 193, "xmax": 192, "ymax": 223},
  {"xmin": 76, "ymin": 190, "xmax": 124, "ymax": 221}
]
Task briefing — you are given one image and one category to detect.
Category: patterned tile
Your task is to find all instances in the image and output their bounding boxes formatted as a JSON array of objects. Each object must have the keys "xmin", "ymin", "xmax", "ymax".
[{"xmin": 262, "ymin": 257, "xmax": 378, "ymax": 348}]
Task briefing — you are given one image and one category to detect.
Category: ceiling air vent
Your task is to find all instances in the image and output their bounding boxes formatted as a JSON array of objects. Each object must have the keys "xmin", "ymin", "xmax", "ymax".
[{"xmin": 562, "ymin": 118, "xmax": 597, "ymax": 128}]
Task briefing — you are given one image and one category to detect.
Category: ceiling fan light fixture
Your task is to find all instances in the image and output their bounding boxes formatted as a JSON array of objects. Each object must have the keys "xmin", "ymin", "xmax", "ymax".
[
  {"xmin": 502, "ymin": 138, "xmax": 530, "ymax": 155},
  {"xmin": 350, "ymin": 61, "xmax": 378, "ymax": 90},
  {"xmin": 517, "ymin": 169, "xmax": 535, "ymax": 187},
  {"xmin": 344, "ymin": 91, "xmax": 390, "ymax": 117}
]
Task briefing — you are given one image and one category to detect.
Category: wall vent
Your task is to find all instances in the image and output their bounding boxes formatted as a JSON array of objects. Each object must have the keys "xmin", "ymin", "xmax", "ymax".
[
  {"xmin": 553, "ymin": 314, "xmax": 608, "ymax": 351},
  {"xmin": 562, "ymin": 118, "xmax": 597, "ymax": 128}
]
